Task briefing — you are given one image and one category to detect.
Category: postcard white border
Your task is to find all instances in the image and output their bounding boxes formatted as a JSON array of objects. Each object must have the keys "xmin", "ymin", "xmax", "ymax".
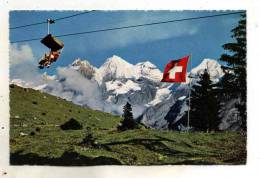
[{"xmin": 1, "ymin": 0, "xmax": 260, "ymax": 178}]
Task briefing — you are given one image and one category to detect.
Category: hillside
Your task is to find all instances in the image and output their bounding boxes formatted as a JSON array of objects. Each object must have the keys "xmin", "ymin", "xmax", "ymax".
[{"xmin": 10, "ymin": 85, "xmax": 246, "ymax": 165}]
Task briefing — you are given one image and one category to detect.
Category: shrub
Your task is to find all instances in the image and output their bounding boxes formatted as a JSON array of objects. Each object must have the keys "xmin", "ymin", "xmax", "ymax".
[{"xmin": 60, "ymin": 118, "xmax": 83, "ymax": 130}]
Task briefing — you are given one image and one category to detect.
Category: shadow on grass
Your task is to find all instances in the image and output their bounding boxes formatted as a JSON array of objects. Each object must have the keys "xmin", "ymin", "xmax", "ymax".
[
  {"xmin": 101, "ymin": 137, "xmax": 197, "ymax": 157},
  {"xmin": 10, "ymin": 150, "xmax": 122, "ymax": 166},
  {"xmin": 100, "ymin": 137, "xmax": 245, "ymax": 165}
]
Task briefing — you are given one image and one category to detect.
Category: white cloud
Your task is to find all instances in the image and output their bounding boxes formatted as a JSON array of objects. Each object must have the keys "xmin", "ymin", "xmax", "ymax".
[
  {"xmin": 44, "ymin": 67, "xmax": 104, "ymax": 110},
  {"xmin": 10, "ymin": 44, "xmax": 34, "ymax": 65},
  {"xmin": 9, "ymin": 44, "xmax": 46, "ymax": 88}
]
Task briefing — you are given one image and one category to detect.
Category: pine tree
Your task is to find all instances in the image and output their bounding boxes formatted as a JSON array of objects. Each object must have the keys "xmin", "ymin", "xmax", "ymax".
[
  {"xmin": 118, "ymin": 102, "xmax": 137, "ymax": 131},
  {"xmin": 219, "ymin": 13, "xmax": 247, "ymax": 131},
  {"xmin": 186, "ymin": 70, "xmax": 221, "ymax": 131}
]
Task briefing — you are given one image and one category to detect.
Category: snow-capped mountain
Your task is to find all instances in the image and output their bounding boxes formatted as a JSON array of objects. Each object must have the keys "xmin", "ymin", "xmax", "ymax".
[
  {"xmin": 95, "ymin": 55, "xmax": 136, "ymax": 84},
  {"xmin": 95, "ymin": 55, "xmax": 162, "ymax": 84},
  {"xmin": 94, "ymin": 55, "xmax": 168, "ymax": 117},
  {"xmin": 28, "ymin": 55, "xmax": 168, "ymax": 118},
  {"xmin": 189, "ymin": 58, "xmax": 224, "ymax": 81},
  {"xmin": 10, "ymin": 55, "xmax": 240, "ymax": 131},
  {"xmin": 71, "ymin": 58, "xmax": 96, "ymax": 79}
]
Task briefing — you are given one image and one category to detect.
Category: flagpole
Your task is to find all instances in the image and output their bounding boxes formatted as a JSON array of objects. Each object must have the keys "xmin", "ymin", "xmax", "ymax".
[{"xmin": 187, "ymin": 54, "xmax": 192, "ymax": 130}]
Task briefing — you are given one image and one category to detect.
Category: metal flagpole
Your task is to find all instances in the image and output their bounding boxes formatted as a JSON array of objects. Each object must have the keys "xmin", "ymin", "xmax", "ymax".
[
  {"xmin": 187, "ymin": 54, "xmax": 192, "ymax": 130},
  {"xmin": 47, "ymin": 19, "xmax": 50, "ymax": 34}
]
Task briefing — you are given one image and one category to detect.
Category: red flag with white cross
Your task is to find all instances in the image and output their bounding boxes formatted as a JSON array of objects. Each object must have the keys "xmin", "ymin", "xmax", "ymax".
[{"xmin": 161, "ymin": 55, "xmax": 190, "ymax": 83}]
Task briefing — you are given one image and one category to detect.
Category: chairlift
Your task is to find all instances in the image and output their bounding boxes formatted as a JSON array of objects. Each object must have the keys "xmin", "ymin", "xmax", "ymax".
[
  {"xmin": 41, "ymin": 34, "xmax": 64, "ymax": 51},
  {"xmin": 38, "ymin": 19, "xmax": 64, "ymax": 69}
]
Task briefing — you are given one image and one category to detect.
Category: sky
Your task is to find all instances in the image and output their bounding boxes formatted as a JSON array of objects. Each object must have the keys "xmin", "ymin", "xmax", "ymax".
[{"xmin": 9, "ymin": 10, "xmax": 242, "ymax": 78}]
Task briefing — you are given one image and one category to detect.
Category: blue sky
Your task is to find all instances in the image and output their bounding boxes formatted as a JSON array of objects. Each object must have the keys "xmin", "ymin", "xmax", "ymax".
[{"xmin": 10, "ymin": 10, "xmax": 242, "ymax": 76}]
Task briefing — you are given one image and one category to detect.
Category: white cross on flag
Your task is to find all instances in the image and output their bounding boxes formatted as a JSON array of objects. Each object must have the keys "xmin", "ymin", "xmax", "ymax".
[{"xmin": 161, "ymin": 55, "xmax": 189, "ymax": 83}]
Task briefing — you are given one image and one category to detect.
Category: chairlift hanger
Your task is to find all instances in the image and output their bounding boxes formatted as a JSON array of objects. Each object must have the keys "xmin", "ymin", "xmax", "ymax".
[{"xmin": 38, "ymin": 19, "xmax": 64, "ymax": 69}]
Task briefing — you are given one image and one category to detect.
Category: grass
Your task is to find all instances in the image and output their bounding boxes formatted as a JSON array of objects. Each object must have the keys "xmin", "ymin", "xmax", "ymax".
[{"xmin": 10, "ymin": 84, "xmax": 246, "ymax": 165}]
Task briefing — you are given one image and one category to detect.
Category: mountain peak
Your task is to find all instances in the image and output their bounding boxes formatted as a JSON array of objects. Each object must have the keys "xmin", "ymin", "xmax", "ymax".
[
  {"xmin": 70, "ymin": 58, "xmax": 96, "ymax": 79},
  {"xmin": 71, "ymin": 58, "xmax": 93, "ymax": 68},
  {"xmin": 187, "ymin": 58, "xmax": 224, "ymax": 83},
  {"xmin": 136, "ymin": 61, "xmax": 157, "ymax": 69},
  {"xmin": 104, "ymin": 55, "xmax": 132, "ymax": 66},
  {"xmin": 95, "ymin": 55, "xmax": 135, "ymax": 83},
  {"xmin": 200, "ymin": 58, "xmax": 220, "ymax": 68},
  {"xmin": 134, "ymin": 61, "xmax": 162, "ymax": 82}
]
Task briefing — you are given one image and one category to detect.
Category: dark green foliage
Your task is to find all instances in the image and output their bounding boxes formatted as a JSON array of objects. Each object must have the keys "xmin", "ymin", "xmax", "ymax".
[
  {"xmin": 60, "ymin": 118, "xmax": 83, "ymax": 130},
  {"xmin": 80, "ymin": 130, "xmax": 96, "ymax": 148},
  {"xmin": 11, "ymin": 151, "xmax": 122, "ymax": 166},
  {"xmin": 35, "ymin": 127, "xmax": 41, "ymax": 132},
  {"xmin": 219, "ymin": 13, "xmax": 247, "ymax": 131},
  {"xmin": 187, "ymin": 70, "xmax": 221, "ymax": 131},
  {"xmin": 118, "ymin": 102, "xmax": 137, "ymax": 131},
  {"xmin": 30, "ymin": 131, "xmax": 35, "ymax": 136}
]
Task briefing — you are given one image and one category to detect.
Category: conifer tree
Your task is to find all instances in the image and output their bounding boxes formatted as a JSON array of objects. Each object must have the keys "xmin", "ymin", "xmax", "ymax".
[
  {"xmin": 118, "ymin": 102, "xmax": 137, "ymax": 131},
  {"xmin": 219, "ymin": 13, "xmax": 247, "ymax": 131},
  {"xmin": 186, "ymin": 70, "xmax": 221, "ymax": 131}
]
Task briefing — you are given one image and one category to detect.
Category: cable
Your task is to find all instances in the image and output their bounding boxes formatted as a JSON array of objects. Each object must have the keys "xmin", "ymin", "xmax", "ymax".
[
  {"xmin": 10, "ymin": 11, "xmax": 245, "ymax": 43},
  {"xmin": 10, "ymin": 21, "xmax": 46, "ymax": 30},
  {"xmin": 10, "ymin": 10, "xmax": 96, "ymax": 30},
  {"xmin": 54, "ymin": 10, "xmax": 96, "ymax": 21}
]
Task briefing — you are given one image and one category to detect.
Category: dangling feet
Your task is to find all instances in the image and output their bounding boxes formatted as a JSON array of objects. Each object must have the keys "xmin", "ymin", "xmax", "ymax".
[
  {"xmin": 38, "ymin": 53, "xmax": 51, "ymax": 69},
  {"xmin": 38, "ymin": 50, "xmax": 61, "ymax": 69}
]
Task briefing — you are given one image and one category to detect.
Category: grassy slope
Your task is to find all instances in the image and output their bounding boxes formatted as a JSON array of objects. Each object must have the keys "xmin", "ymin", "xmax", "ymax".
[{"xmin": 10, "ymin": 85, "xmax": 246, "ymax": 165}]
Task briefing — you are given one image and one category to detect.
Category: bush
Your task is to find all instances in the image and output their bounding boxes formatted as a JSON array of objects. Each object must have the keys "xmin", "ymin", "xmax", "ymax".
[
  {"xmin": 60, "ymin": 118, "xmax": 83, "ymax": 130},
  {"xmin": 36, "ymin": 127, "xmax": 41, "ymax": 132},
  {"xmin": 79, "ymin": 129, "xmax": 99, "ymax": 148},
  {"xmin": 30, "ymin": 131, "xmax": 35, "ymax": 136},
  {"xmin": 10, "ymin": 84, "xmax": 15, "ymax": 88}
]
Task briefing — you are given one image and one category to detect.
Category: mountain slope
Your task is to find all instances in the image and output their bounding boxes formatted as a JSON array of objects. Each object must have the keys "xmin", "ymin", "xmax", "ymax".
[{"xmin": 10, "ymin": 85, "xmax": 246, "ymax": 165}]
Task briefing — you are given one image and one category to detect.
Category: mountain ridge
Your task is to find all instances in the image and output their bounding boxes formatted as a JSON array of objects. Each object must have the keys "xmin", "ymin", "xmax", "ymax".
[{"xmin": 11, "ymin": 56, "xmax": 237, "ymax": 130}]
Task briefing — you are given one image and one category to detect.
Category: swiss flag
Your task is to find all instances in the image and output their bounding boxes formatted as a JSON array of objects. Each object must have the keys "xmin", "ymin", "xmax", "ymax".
[{"xmin": 161, "ymin": 55, "xmax": 190, "ymax": 83}]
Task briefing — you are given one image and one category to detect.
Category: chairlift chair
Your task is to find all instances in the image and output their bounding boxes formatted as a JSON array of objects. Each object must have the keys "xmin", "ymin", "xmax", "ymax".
[{"xmin": 41, "ymin": 34, "xmax": 64, "ymax": 51}]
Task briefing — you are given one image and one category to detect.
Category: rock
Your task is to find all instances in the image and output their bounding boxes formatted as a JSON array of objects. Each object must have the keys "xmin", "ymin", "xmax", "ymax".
[{"xmin": 19, "ymin": 132, "xmax": 28, "ymax": 136}]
